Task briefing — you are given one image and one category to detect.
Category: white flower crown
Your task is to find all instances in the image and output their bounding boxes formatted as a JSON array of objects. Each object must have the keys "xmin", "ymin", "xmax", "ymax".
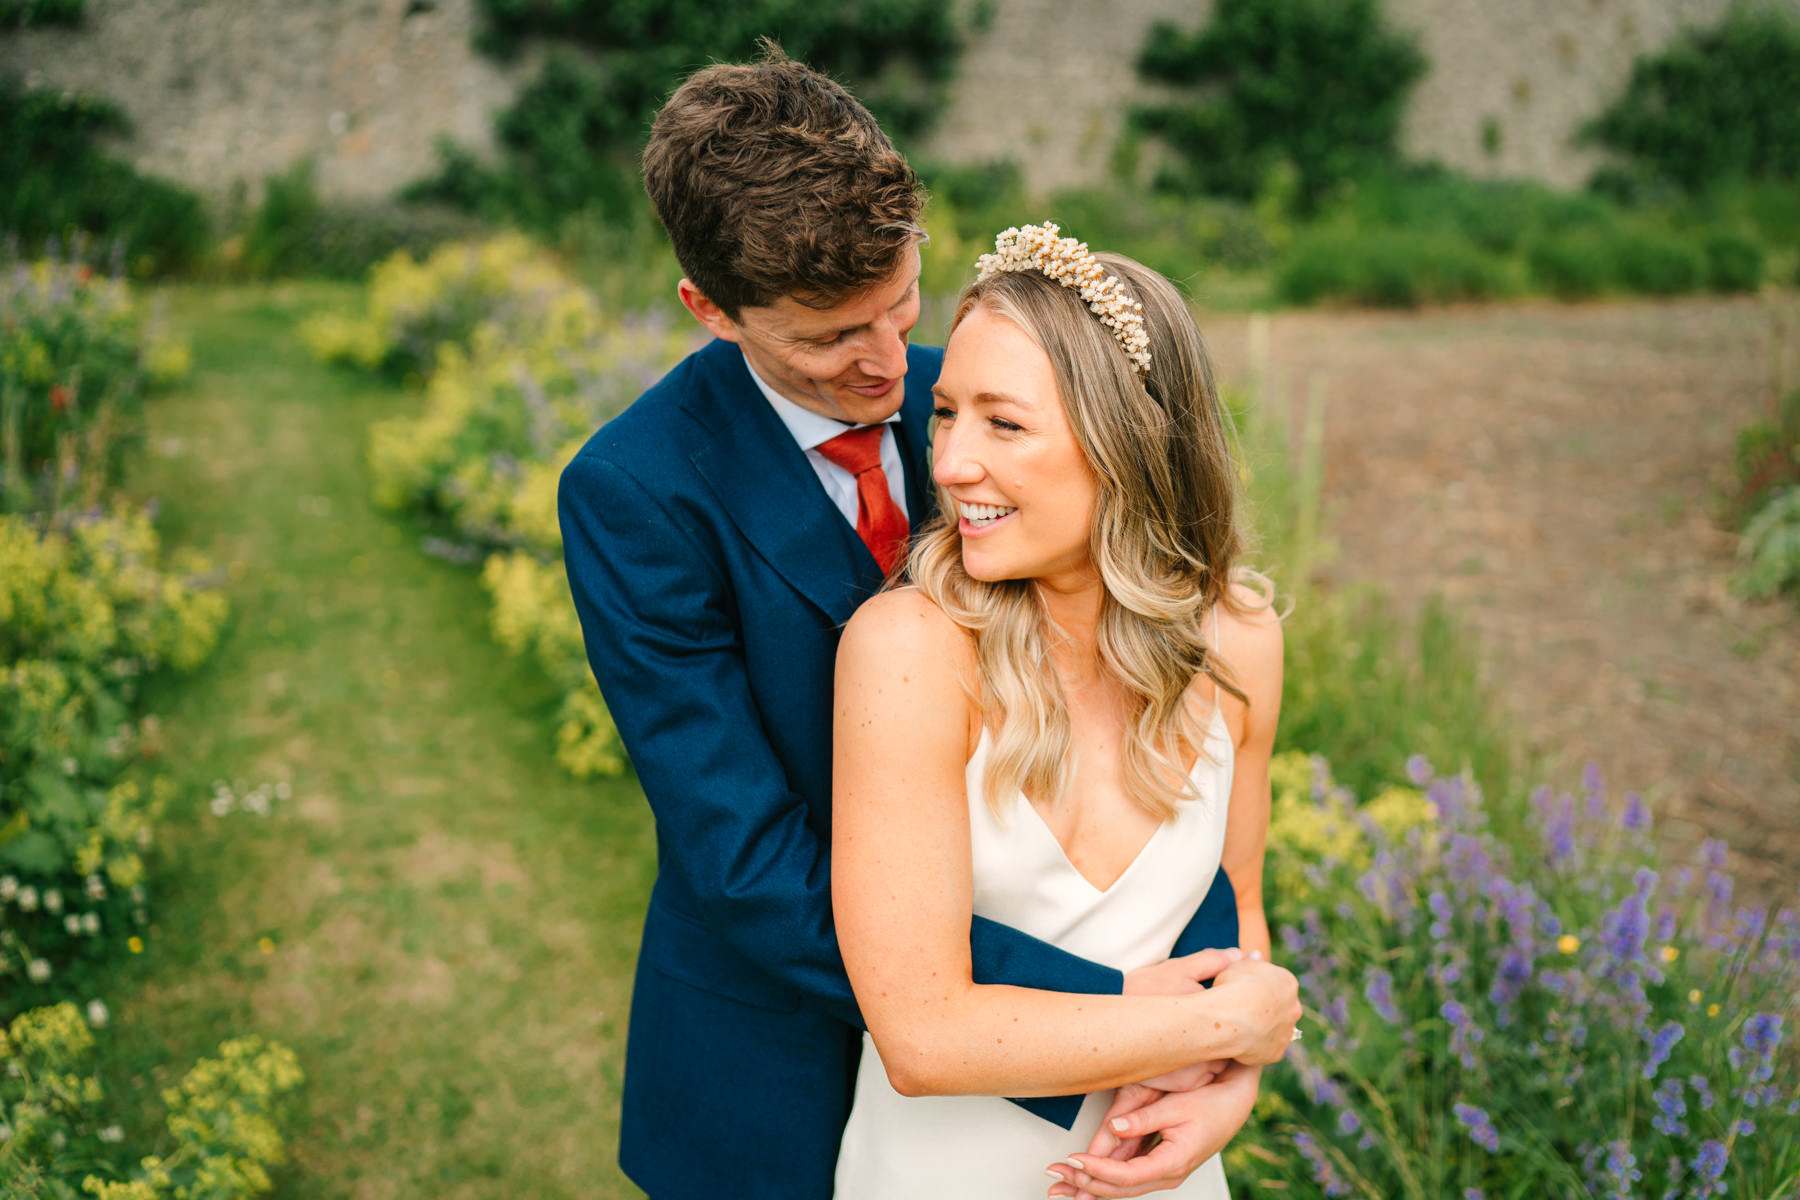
[{"xmin": 974, "ymin": 223, "xmax": 1151, "ymax": 373}]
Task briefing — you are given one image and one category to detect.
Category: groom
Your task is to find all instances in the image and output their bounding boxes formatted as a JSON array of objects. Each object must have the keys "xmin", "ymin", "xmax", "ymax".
[{"xmin": 559, "ymin": 50, "xmax": 1260, "ymax": 1199}]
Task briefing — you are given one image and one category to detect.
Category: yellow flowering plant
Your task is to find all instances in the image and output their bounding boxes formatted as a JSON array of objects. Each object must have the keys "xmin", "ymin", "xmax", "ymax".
[
  {"xmin": 1, "ymin": 509, "xmax": 224, "ymax": 1005},
  {"xmin": 1, "ymin": 1004, "xmax": 303, "ymax": 1199},
  {"xmin": 328, "ymin": 235, "xmax": 696, "ymax": 778}
]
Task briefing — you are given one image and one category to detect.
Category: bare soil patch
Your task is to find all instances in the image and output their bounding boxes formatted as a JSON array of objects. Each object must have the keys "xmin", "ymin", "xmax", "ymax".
[{"xmin": 1205, "ymin": 295, "xmax": 1800, "ymax": 906}]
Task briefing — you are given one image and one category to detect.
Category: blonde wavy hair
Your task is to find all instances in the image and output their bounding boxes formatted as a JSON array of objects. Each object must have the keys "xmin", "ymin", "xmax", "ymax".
[{"xmin": 908, "ymin": 252, "xmax": 1269, "ymax": 821}]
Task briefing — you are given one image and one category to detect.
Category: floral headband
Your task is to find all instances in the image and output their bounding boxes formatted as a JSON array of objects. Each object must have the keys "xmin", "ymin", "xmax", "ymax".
[{"xmin": 974, "ymin": 223, "xmax": 1151, "ymax": 373}]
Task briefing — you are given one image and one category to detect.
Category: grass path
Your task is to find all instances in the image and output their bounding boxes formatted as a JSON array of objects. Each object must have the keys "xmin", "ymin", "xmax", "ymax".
[{"xmin": 105, "ymin": 282, "xmax": 652, "ymax": 1198}]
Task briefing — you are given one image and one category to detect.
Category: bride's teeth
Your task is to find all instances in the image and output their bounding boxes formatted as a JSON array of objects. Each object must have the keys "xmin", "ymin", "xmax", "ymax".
[{"xmin": 958, "ymin": 502, "xmax": 1016, "ymax": 524}]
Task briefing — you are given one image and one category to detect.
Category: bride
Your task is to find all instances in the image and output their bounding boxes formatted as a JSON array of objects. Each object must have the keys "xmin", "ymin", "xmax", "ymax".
[{"xmin": 832, "ymin": 226, "xmax": 1296, "ymax": 1198}]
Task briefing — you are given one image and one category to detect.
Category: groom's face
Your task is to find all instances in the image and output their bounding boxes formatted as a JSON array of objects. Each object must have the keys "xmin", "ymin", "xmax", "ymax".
[{"xmin": 683, "ymin": 246, "xmax": 922, "ymax": 427}]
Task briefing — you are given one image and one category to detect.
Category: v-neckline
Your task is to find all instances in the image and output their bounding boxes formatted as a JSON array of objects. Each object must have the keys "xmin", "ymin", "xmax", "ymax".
[
  {"xmin": 1020, "ymin": 800, "xmax": 1171, "ymax": 896},
  {"xmin": 971, "ymin": 707, "xmax": 1225, "ymax": 895}
]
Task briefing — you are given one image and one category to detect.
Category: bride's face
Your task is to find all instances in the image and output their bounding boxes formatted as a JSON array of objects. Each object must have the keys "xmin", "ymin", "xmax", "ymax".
[{"xmin": 931, "ymin": 304, "xmax": 1099, "ymax": 588}]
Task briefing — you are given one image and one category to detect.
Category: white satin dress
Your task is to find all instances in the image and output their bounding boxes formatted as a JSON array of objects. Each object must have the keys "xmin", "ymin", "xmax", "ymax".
[{"xmin": 833, "ymin": 702, "xmax": 1235, "ymax": 1199}]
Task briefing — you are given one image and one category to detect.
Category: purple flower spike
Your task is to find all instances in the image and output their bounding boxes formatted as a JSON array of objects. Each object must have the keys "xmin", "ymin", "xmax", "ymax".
[
  {"xmin": 1643, "ymin": 1021, "xmax": 1684, "ymax": 1079},
  {"xmin": 1692, "ymin": 1140, "xmax": 1729, "ymax": 1199},
  {"xmin": 1743, "ymin": 1012, "xmax": 1783, "ymax": 1056},
  {"xmin": 1453, "ymin": 1102, "xmax": 1500, "ymax": 1153},
  {"xmin": 1651, "ymin": 1078, "xmax": 1688, "ymax": 1136},
  {"xmin": 1601, "ymin": 1141, "xmax": 1642, "ymax": 1199},
  {"xmin": 1405, "ymin": 753, "xmax": 1432, "ymax": 785},
  {"xmin": 1622, "ymin": 791, "xmax": 1650, "ymax": 832},
  {"xmin": 1292, "ymin": 1130, "xmax": 1352, "ymax": 1198},
  {"xmin": 1364, "ymin": 967, "xmax": 1400, "ymax": 1025}
]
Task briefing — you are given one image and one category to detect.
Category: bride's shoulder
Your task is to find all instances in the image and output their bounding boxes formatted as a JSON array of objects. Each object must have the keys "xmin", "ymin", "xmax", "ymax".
[
  {"xmin": 837, "ymin": 589, "xmax": 979, "ymax": 738},
  {"xmin": 1214, "ymin": 578, "xmax": 1284, "ymax": 683},
  {"xmin": 840, "ymin": 586, "xmax": 975, "ymax": 668}
]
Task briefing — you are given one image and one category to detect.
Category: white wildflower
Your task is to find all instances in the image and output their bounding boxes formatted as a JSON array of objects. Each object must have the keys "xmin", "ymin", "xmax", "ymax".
[
  {"xmin": 87, "ymin": 999, "xmax": 110, "ymax": 1027},
  {"xmin": 27, "ymin": 958, "xmax": 50, "ymax": 982},
  {"xmin": 98, "ymin": 1125, "xmax": 124, "ymax": 1143},
  {"xmin": 42, "ymin": 889, "xmax": 63, "ymax": 915},
  {"xmin": 17, "ymin": 886, "xmax": 38, "ymax": 912},
  {"xmin": 82, "ymin": 912, "xmax": 100, "ymax": 935},
  {"xmin": 0, "ymin": 876, "xmax": 16, "ymax": 901},
  {"xmin": 85, "ymin": 875, "xmax": 107, "ymax": 901},
  {"xmin": 64, "ymin": 914, "xmax": 82, "ymax": 935}
]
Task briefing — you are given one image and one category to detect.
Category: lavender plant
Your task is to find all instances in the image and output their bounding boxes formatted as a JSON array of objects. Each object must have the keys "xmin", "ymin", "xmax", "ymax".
[{"xmin": 1234, "ymin": 756, "xmax": 1800, "ymax": 1199}]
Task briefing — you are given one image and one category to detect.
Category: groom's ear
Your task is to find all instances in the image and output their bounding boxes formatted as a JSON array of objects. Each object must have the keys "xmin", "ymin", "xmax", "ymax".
[{"xmin": 678, "ymin": 279, "xmax": 742, "ymax": 344}]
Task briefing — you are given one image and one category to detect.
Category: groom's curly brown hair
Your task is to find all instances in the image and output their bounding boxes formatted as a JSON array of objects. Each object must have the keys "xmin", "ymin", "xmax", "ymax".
[{"xmin": 643, "ymin": 44, "xmax": 925, "ymax": 320}]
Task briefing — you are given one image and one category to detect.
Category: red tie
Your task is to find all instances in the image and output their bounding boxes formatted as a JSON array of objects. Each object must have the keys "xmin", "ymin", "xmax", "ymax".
[{"xmin": 815, "ymin": 425, "xmax": 910, "ymax": 576}]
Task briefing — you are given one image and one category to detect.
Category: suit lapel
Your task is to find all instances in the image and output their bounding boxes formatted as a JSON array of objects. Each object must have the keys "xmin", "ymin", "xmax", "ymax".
[{"xmin": 686, "ymin": 342, "xmax": 879, "ymax": 626}]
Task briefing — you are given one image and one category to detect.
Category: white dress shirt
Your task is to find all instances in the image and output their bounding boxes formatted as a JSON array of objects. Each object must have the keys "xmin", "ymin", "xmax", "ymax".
[{"xmin": 743, "ymin": 360, "xmax": 910, "ymax": 527}]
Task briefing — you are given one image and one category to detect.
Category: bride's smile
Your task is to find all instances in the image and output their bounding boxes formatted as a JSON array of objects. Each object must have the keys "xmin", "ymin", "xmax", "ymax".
[{"xmin": 931, "ymin": 304, "xmax": 1100, "ymax": 590}]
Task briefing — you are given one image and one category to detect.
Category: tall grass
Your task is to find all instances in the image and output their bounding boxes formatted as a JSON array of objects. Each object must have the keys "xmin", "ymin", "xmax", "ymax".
[{"xmin": 1231, "ymin": 313, "xmax": 1517, "ymax": 802}]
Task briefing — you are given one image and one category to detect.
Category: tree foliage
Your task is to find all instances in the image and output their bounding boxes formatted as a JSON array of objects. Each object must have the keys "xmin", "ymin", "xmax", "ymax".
[
  {"xmin": 413, "ymin": 0, "xmax": 971, "ymax": 229},
  {"xmin": 1133, "ymin": 0, "xmax": 1426, "ymax": 210},
  {"xmin": 0, "ymin": 75, "xmax": 208, "ymax": 273},
  {"xmin": 1583, "ymin": 5, "xmax": 1800, "ymax": 194}
]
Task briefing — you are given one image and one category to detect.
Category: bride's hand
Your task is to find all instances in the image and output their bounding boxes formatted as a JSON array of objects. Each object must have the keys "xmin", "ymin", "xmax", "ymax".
[
  {"xmin": 1207, "ymin": 955, "xmax": 1301, "ymax": 1065},
  {"xmin": 1045, "ymin": 1063, "xmax": 1263, "ymax": 1199},
  {"xmin": 1121, "ymin": 947, "xmax": 1243, "ymax": 995}
]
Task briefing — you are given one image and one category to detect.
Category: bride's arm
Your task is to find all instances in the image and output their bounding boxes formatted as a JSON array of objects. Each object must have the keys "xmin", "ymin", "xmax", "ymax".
[
  {"xmin": 832, "ymin": 589, "xmax": 1299, "ymax": 1099},
  {"xmin": 1216, "ymin": 589, "xmax": 1286, "ymax": 960}
]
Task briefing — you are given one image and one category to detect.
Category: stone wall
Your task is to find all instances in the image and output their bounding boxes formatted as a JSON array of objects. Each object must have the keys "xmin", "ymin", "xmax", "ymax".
[
  {"xmin": 4, "ymin": 0, "xmax": 1796, "ymax": 204},
  {"xmin": 925, "ymin": 0, "xmax": 1797, "ymax": 194},
  {"xmin": 0, "ymin": 0, "xmax": 531, "ymax": 203}
]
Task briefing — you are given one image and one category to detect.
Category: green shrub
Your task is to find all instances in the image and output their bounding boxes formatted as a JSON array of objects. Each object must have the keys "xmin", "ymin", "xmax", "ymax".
[
  {"xmin": 1233, "ymin": 757, "xmax": 1800, "ymax": 1197},
  {"xmin": 1611, "ymin": 226, "xmax": 1708, "ymax": 294},
  {"xmin": 1702, "ymin": 227, "xmax": 1766, "ymax": 292},
  {"xmin": 1134, "ymin": 0, "xmax": 1426, "ymax": 210},
  {"xmin": 1736, "ymin": 486, "xmax": 1800, "ymax": 603},
  {"xmin": 0, "ymin": 76, "xmax": 208, "ymax": 276},
  {"xmin": 1527, "ymin": 229, "xmax": 1618, "ymax": 299},
  {"xmin": 416, "ymin": 2, "xmax": 971, "ymax": 231},
  {"xmin": 0, "ymin": 0, "xmax": 83, "ymax": 28},
  {"xmin": 1334, "ymin": 168, "xmax": 1617, "ymax": 254},
  {"xmin": 1525, "ymin": 223, "xmax": 1718, "ymax": 299},
  {"xmin": 229, "ymin": 160, "xmax": 477, "ymax": 281},
  {"xmin": 0, "ymin": 1005, "xmax": 304, "ymax": 1199},
  {"xmin": 1583, "ymin": 6, "xmax": 1800, "ymax": 193},
  {"xmin": 1276, "ymin": 229, "xmax": 1512, "ymax": 308}
]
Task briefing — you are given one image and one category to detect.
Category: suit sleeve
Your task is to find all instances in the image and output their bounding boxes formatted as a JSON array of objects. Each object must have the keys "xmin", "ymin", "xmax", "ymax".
[{"xmin": 559, "ymin": 450, "xmax": 1236, "ymax": 1127}]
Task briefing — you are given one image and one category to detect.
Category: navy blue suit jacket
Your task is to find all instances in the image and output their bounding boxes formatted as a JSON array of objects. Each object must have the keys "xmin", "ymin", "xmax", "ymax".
[{"xmin": 558, "ymin": 338, "xmax": 1238, "ymax": 1199}]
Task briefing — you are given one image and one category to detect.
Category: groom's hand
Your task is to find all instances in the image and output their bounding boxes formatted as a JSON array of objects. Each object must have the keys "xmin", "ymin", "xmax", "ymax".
[
  {"xmin": 1044, "ymin": 1063, "xmax": 1263, "ymax": 1199},
  {"xmin": 1121, "ymin": 947, "xmax": 1243, "ymax": 995}
]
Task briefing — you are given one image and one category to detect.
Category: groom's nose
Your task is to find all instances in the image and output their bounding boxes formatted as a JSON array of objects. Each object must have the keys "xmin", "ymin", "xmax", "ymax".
[{"xmin": 857, "ymin": 314, "xmax": 909, "ymax": 381}]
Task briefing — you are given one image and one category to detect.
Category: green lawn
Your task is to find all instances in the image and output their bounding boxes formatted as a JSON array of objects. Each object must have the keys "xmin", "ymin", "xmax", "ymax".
[{"xmin": 102, "ymin": 282, "xmax": 653, "ymax": 1199}]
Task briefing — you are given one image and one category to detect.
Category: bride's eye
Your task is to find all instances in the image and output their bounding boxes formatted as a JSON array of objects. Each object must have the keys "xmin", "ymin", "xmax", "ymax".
[
  {"xmin": 931, "ymin": 406, "xmax": 957, "ymax": 421},
  {"xmin": 989, "ymin": 416, "xmax": 1023, "ymax": 433}
]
